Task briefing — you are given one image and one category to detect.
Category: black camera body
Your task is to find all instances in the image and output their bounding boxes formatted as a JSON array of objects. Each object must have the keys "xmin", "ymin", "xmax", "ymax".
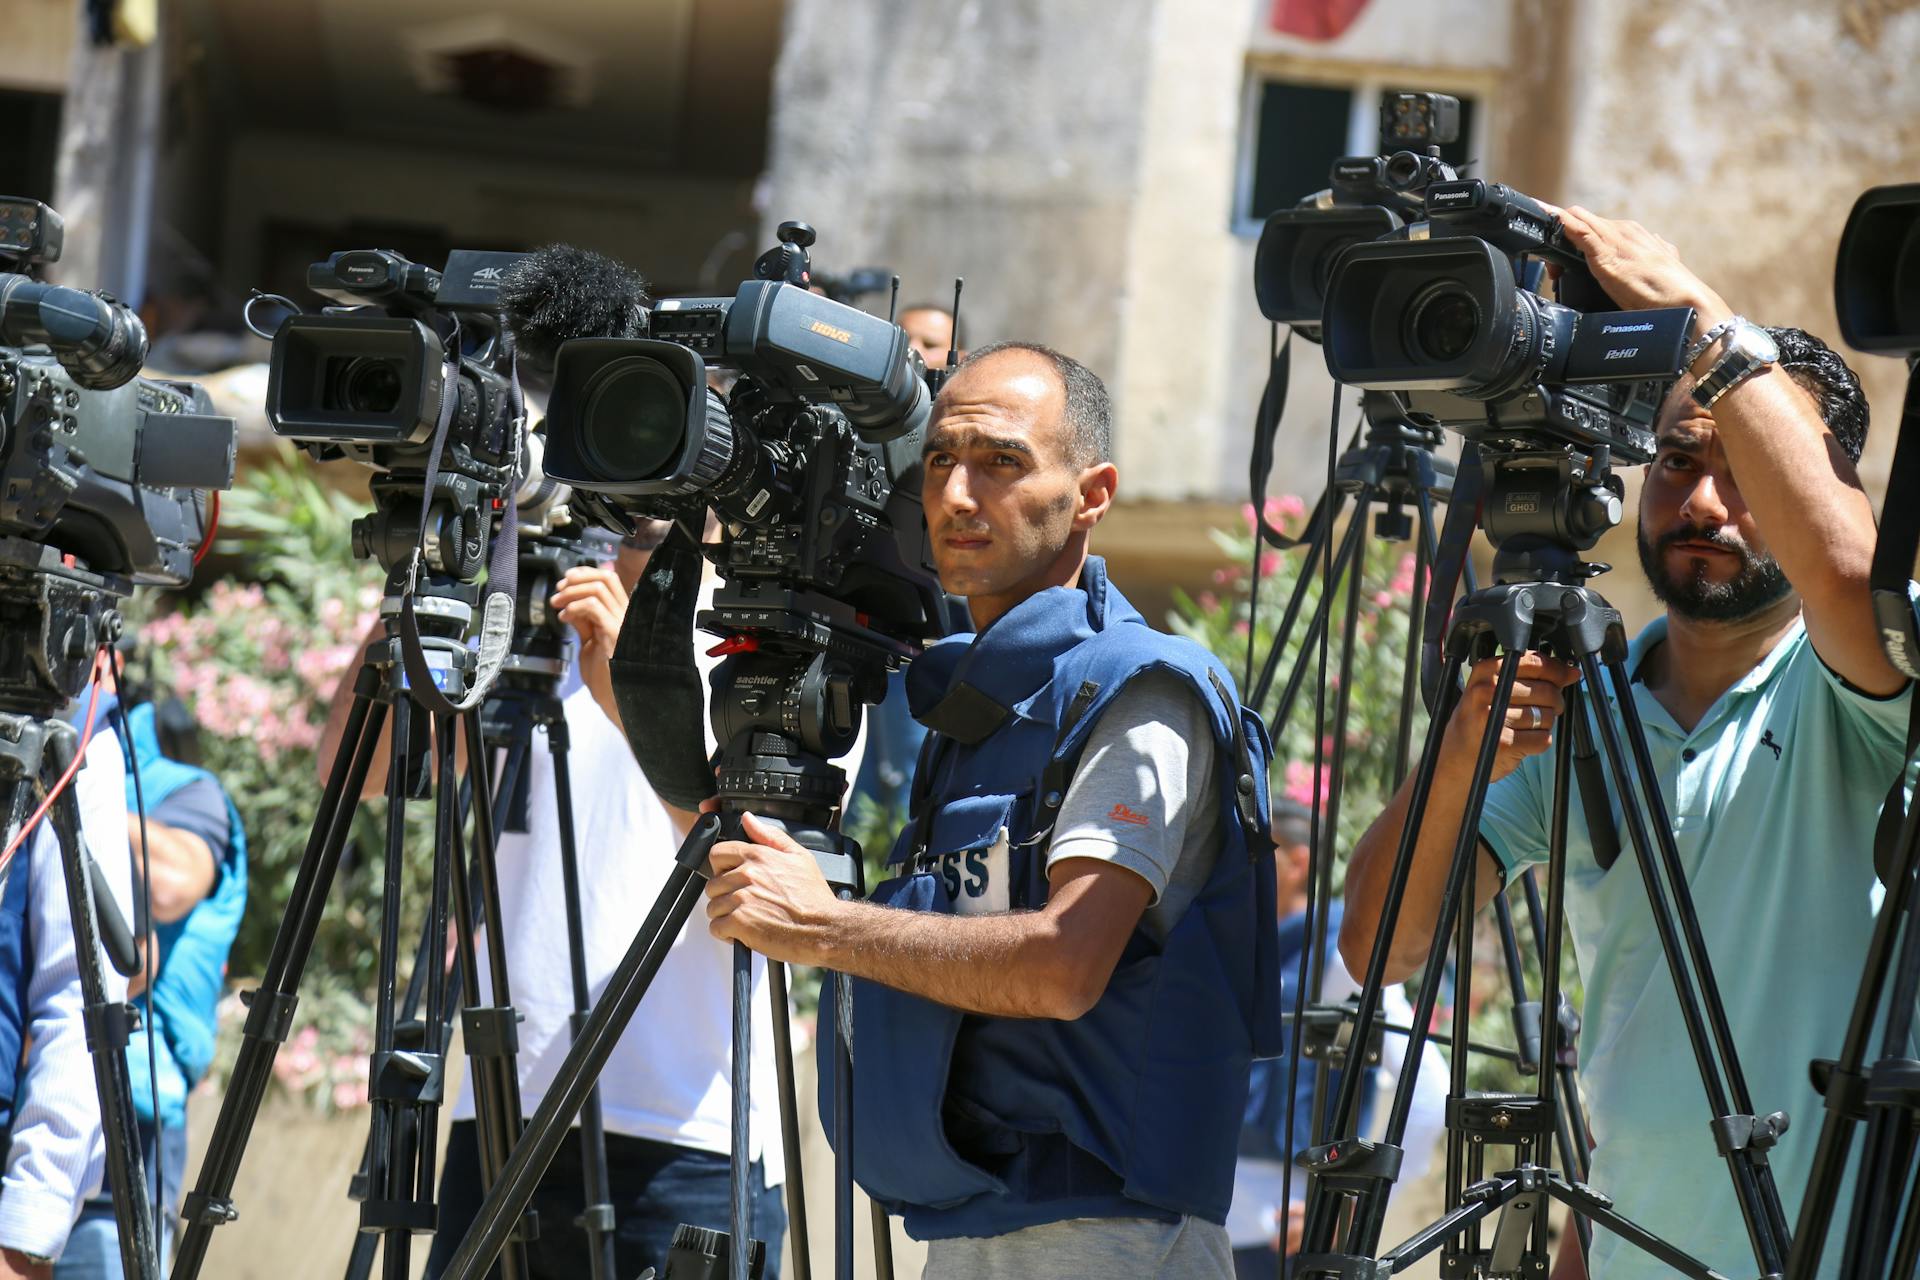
[
  {"xmin": 1319, "ymin": 177, "xmax": 1692, "ymax": 464},
  {"xmin": 1836, "ymin": 183, "xmax": 1920, "ymax": 355},
  {"xmin": 544, "ymin": 225, "xmax": 945, "ymax": 657},
  {"xmin": 265, "ymin": 248, "xmax": 534, "ymax": 583},
  {"xmin": 266, "ymin": 249, "xmax": 526, "ymax": 476},
  {"xmin": 0, "ymin": 197, "xmax": 235, "ymax": 589}
]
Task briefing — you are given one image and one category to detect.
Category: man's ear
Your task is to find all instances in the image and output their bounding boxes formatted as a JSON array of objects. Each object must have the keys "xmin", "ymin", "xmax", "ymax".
[{"xmin": 1075, "ymin": 462, "xmax": 1119, "ymax": 530}]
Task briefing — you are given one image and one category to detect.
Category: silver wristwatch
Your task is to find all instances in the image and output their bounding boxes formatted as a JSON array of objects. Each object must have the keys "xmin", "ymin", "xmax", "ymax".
[
  {"xmin": 1682, "ymin": 317, "xmax": 1741, "ymax": 371},
  {"xmin": 1691, "ymin": 319, "xmax": 1779, "ymax": 410}
]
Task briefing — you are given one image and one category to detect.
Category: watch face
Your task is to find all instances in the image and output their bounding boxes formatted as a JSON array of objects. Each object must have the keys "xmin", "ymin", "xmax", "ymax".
[{"xmin": 1739, "ymin": 324, "xmax": 1780, "ymax": 363}]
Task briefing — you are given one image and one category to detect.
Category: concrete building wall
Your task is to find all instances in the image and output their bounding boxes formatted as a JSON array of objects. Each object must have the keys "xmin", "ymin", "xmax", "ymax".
[
  {"xmin": 1558, "ymin": 0, "xmax": 1920, "ymax": 500},
  {"xmin": 758, "ymin": 0, "xmax": 1159, "ymax": 421},
  {"xmin": 0, "ymin": 0, "xmax": 77, "ymax": 91}
]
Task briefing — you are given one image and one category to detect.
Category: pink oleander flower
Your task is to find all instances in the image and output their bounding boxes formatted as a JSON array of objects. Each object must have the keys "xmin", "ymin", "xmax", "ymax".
[
  {"xmin": 1284, "ymin": 760, "xmax": 1331, "ymax": 808},
  {"xmin": 1197, "ymin": 591, "xmax": 1219, "ymax": 611},
  {"xmin": 1258, "ymin": 552, "xmax": 1281, "ymax": 579},
  {"xmin": 1390, "ymin": 553, "xmax": 1417, "ymax": 599},
  {"xmin": 1374, "ymin": 591, "xmax": 1395, "ymax": 608}
]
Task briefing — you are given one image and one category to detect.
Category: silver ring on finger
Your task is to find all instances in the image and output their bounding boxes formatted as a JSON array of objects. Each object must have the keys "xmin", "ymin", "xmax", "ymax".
[{"xmin": 1529, "ymin": 705, "xmax": 1545, "ymax": 731}]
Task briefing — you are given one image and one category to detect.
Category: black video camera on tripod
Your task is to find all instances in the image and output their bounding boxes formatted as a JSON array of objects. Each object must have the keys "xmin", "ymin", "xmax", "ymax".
[
  {"xmin": 0, "ymin": 195, "xmax": 236, "ymax": 1280},
  {"xmin": 1244, "ymin": 96, "xmax": 1809, "ymax": 1280},
  {"xmin": 429, "ymin": 221, "xmax": 951, "ymax": 1280},
  {"xmin": 175, "ymin": 244, "xmax": 561, "ymax": 1280}
]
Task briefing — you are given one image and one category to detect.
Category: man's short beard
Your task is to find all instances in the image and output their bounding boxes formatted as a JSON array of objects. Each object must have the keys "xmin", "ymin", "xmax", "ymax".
[{"xmin": 1637, "ymin": 522, "xmax": 1793, "ymax": 622}]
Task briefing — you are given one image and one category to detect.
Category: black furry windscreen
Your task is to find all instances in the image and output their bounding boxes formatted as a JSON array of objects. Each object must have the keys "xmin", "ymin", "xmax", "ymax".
[{"xmin": 498, "ymin": 244, "xmax": 652, "ymax": 373}]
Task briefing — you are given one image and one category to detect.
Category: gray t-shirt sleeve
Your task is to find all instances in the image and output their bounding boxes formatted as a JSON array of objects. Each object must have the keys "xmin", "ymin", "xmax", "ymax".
[
  {"xmin": 1045, "ymin": 670, "xmax": 1220, "ymax": 939},
  {"xmin": 150, "ymin": 777, "xmax": 233, "ymax": 870}
]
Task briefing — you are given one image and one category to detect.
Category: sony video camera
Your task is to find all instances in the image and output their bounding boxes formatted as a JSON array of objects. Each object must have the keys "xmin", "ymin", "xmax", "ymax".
[
  {"xmin": 542, "ymin": 221, "xmax": 947, "ymax": 658},
  {"xmin": 263, "ymin": 247, "xmax": 535, "ymax": 580},
  {"xmin": 0, "ymin": 196, "xmax": 235, "ymax": 588}
]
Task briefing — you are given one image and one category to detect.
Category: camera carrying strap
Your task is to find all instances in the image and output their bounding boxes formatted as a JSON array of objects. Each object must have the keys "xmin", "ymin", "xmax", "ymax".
[
  {"xmin": 396, "ymin": 356, "xmax": 520, "ymax": 716},
  {"xmin": 1870, "ymin": 364, "xmax": 1920, "ymax": 680},
  {"xmin": 1420, "ymin": 442, "xmax": 1485, "ymax": 712},
  {"xmin": 1249, "ymin": 330, "xmax": 1306, "ymax": 551}
]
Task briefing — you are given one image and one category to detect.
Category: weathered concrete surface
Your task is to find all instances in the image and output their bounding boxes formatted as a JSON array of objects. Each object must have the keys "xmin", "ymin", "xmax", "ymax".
[{"xmin": 758, "ymin": 0, "xmax": 1158, "ymax": 452}]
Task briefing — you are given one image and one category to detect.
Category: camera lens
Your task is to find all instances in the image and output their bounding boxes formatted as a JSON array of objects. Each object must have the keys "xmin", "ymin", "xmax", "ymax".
[
  {"xmin": 335, "ymin": 358, "xmax": 405, "ymax": 414},
  {"xmin": 1406, "ymin": 283, "xmax": 1481, "ymax": 363},
  {"xmin": 580, "ymin": 357, "xmax": 691, "ymax": 481}
]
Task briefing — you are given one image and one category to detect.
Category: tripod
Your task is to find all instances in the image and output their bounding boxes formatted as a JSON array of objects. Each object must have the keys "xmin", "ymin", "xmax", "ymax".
[
  {"xmin": 435, "ymin": 578, "xmax": 904, "ymax": 1280},
  {"xmin": 1297, "ymin": 445, "xmax": 1794, "ymax": 1280},
  {"xmin": 172, "ymin": 574, "xmax": 535, "ymax": 1280},
  {"xmin": 1243, "ymin": 397, "xmax": 1601, "ymax": 1266},
  {"xmin": 0, "ymin": 542, "xmax": 158, "ymax": 1278}
]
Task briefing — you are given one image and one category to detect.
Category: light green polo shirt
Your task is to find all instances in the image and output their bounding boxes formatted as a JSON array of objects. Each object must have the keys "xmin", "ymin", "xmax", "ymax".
[{"xmin": 1479, "ymin": 613, "xmax": 1911, "ymax": 1280}]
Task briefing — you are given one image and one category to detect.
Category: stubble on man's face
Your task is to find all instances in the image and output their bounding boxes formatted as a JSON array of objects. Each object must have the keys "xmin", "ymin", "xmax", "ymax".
[{"xmin": 920, "ymin": 352, "xmax": 1084, "ymax": 616}]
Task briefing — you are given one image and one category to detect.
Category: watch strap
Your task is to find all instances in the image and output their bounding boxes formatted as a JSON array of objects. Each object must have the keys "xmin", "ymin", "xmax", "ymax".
[
  {"xmin": 1683, "ymin": 315, "xmax": 1742, "ymax": 371},
  {"xmin": 1692, "ymin": 320, "xmax": 1775, "ymax": 410}
]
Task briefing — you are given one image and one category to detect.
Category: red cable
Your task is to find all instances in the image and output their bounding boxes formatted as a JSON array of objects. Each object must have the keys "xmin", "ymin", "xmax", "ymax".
[
  {"xmin": 192, "ymin": 491, "xmax": 220, "ymax": 568},
  {"xmin": 0, "ymin": 652, "xmax": 108, "ymax": 876}
]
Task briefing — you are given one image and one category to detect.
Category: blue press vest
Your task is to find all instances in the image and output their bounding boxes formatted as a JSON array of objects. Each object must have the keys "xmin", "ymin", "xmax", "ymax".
[
  {"xmin": 819, "ymin": 558, "xmax": 1282, "ymax": 1240},
  {"xmin": 0, "ymin": 842, "xmax": 31, "ymax": 1141},
  {"xmin": 95, "ymin": 697, "xmax": 248, "ymax": 1129}
]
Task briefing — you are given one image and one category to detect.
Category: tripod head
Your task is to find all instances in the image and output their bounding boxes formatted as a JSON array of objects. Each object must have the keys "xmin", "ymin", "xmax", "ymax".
[{"xmin": 700, "ymin": 576, "xmax": 892, "ymax": 893}]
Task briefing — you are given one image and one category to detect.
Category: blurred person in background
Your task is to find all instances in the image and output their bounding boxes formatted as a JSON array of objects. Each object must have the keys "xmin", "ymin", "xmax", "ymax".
[{"xmin": 57, "ymin": 681, "xmax": 247, "ymax": 1278}]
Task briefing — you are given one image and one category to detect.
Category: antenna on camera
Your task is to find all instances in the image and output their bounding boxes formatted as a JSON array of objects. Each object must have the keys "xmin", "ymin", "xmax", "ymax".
[
  {"xmin": 888, "ymin": 274, "xmax": 900, "ymax": 323},
  {"xmin": 945, "ymin": 277, "xmax": 965, "ymax": 372}
]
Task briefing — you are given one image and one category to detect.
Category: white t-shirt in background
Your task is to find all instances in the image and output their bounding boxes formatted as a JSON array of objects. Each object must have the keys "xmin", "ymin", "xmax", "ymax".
[{"xmin": 453, "ymin": 686, "xmax": 788, "ymax": 1182}]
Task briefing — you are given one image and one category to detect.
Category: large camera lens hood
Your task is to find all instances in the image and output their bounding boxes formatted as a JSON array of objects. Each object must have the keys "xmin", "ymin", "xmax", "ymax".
[
  {"xmin": 1835, "ymin": 183, "xmax": 1920, "ymax": 354},
  {"xmin": 1322, "ymin": 237, "xmax": 1519, "ymax": 391}
]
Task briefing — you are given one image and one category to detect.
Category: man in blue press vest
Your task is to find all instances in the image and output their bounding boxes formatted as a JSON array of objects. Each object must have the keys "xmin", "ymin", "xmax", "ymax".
[
  {"xmin": 704, "ymin": 341, "xmax": 1281, "ymax": 1277},
  {"xmin": 55, "ymin": 692, "xmax": 246, "ymax": 1278}
]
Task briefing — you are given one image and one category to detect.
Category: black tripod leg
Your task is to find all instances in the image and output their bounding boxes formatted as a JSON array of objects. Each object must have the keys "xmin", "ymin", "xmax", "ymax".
[
  {"xmin": 1301, "ymin": 652, "xmax": 1512, "ymax": 1266},
  {"xmin": 173, "ymin": 669, "xmax": 390, "ymax": 1280},
  {"xmin": 1787, "ymin": 771, "xmax": 1920, "ymax": 1280},
  {"xmin": 1249, "ymin": 488, "xmax": 1345, "ymax": 712},
  {"xmin": 829, "ymin": 967, "xmax": 856, "ymax": 1280},
  {"xmin": 1309, "ymin": 489, "xmax": 1372, "ymax": 1144},
  {"xmin": 437, "ymin": 817, "xmax": 721, "ymax": 1280},
  {"xmin": 1533, "ymin": 690, "xmax": 1586, "ymax": 1264},
  {"xmin": 1267, "ymin": 507, "xmax": 1371, "ymax": 746},
  {"xmin": 545, "ymin": 718, "xmax": 617, "ymax": 1280},
  {"xmin": 443, "ymin": 713, "xmax": 530, "ymax": 1280},
  {"xmin": 1518, "ymin": 862, "xmax": 1592, "ymax": 1262},
  {"xmin": 767, "ymin": 961, "xmax": 812, "ymax": 1280},
  {"xmin": 1583, "ymin": 654, "xmax": 1791, "ymax": 1276},
  {"xmin": 732, "ymin": 942, "xmax": 754, "ymax": 1280},
  {"xmin": 364, "ymin": 695, "xmax": 430, "ymax": 1280},
  {"xmin": 1396, "ymin": 487, "xmax": 1437, "ymax": 789},
  {"xmin": 44, "ymin": 727, "xmax": 158, "ymax": 1280}
]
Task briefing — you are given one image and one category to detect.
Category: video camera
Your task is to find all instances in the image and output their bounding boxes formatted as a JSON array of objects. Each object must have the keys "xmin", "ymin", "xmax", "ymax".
[
  {"xmin": 261, "ymin": 247, "xmax": 539, "ymax": 581},
  {"xmin": 543, "ymin": 220, "xmax": 947, "ymax": 661},
  {"xmin": 0, "ymin": 196, "xmax": 235, "ymax": 591},
  {"xmin": 1837, "ymin": 184, "xmax": 1920, "ymax": 678},
  {"xmin": 1254, "ymin": 95, "xmax": 1692, "ymax": 466}
]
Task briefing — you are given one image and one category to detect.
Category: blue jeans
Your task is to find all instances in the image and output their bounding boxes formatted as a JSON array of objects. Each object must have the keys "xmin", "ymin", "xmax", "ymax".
[
  {"xmin": 425, "ymin": 1121, "xmax": 785, "ymax": 1279},
  {"xmin": 54, "ymin": 1120, "xmax": 188, "ymax": 1278}
]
